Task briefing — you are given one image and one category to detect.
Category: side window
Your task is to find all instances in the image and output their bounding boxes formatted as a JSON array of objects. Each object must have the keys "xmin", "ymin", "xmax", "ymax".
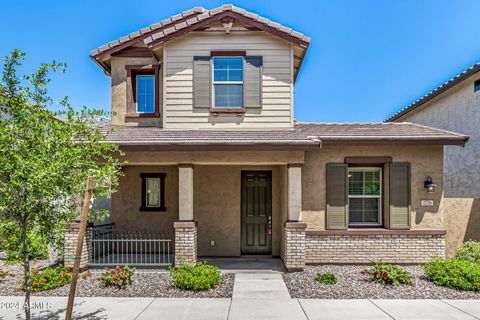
[
  {"xmin": 475, "ymin": 79, "xmax": 480, "ymax": 92},
  {"xmin": 212, "ymin": 57, "xmax": 244, "ymax": 108},
  {"xmin": 348, "ymin": 167, "xmax": 382, "ymax": 226},
  {"xmin": 140, "ymin": 173, "xmax": 166, "ymax": 211},
  {"xmin": 136, "ymin": 75, "xmax": 155, "ymax": 113}
]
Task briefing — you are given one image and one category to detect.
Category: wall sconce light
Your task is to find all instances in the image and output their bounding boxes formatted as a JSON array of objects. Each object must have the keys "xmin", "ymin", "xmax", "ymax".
[{"xmin": 424, "ymin": 176, "xmax": 437, "ymax": 193}]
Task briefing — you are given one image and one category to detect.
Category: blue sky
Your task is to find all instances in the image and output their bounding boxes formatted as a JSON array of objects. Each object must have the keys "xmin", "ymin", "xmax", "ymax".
[{"xmin": 1, "ymin": 0, "xmax": 479, "ymax": 122}]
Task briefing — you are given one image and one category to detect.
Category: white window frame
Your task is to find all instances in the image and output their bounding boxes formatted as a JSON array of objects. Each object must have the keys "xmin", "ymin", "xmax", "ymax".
[
  {"xmin": 211, "ymin": 56, "xmax": 244, "ymax": 108},
  {"xmin": 136, "ymin": 74, "xmax": 155, "ymax": 113},
  {"xmin": 348, "ymin": 167, "xmax": 382, "ymax": 226}
]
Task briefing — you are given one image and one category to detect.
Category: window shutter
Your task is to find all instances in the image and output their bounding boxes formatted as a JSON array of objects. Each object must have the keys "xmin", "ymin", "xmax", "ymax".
[
  {"xmin": 326, "ymin": 163, "xmax": 348, "ymax": 230},
  {"xmin": 389, "ymin": 162, "xmax": 411, "ymax": 229},
  {"xmin": 193, "ymin": 56, "xmax": 211, "ymax": 108},
  {"xmin": 244, "ymin": 56, "xmax": 262, "ymax": 108}
]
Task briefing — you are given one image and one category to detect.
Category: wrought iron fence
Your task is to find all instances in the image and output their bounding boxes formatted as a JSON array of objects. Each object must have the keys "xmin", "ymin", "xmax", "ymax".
[{"xmin": 90, "ymin": 224, "xmax": 173, "ymax": 267}]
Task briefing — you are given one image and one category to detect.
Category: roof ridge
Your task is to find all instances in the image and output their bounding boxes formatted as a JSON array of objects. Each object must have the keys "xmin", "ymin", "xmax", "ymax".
[{"xmin": 386, "ymin": 60, "xmax": 480, "ymax": 122}]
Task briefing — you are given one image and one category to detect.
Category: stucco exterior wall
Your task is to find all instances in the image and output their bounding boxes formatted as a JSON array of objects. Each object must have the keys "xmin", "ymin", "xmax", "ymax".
[
  {"xmin": 302, "ymin": 145, "xmax": 445, "ymax": 231},
  {"xmin": 111, "ymin": 56, "xmax": 163, "ymax": 126},
  {"xmin": 395, "ymin": 73, "xmax": 480, "ymax": 256}
]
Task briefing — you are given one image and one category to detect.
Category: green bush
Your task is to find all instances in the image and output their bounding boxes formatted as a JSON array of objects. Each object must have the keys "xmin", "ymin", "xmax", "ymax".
[
  {"xmin": 99, "ymin": 265, "xmax": 135, "ymax": 289},
  {"xmin": 170, "ymin": 261, "xmax": 222, "ymax": 291},
  {"xmin": 423, "ymin": 257, "xmax": 480, "ymax": 291},
  {"xmin": 362, "ymin": 262, "xmax": 414, "ymax": 286},
  {"xmin": 0, "ymin": 221, "xmax": 48, "ymax": 263},
  {"xmin": 454, "ymin": 241, "xmax": 480, "ymax": 264},
  {"xmin": 26, "ymin": 265, "xmax": 71, "ymax": 292},
  {"xmin": 315, "ymin": 273, "xmax": 337, "ymax": 285}
]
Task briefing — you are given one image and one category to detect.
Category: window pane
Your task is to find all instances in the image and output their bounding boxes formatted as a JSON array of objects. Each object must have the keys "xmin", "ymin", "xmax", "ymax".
[
  {"xmin": 137, "ymin": 75, "xmax": 155, "ymax": 113},
  {"xmin": 348, "ymin": 168, "xmax": 381, "ymax": 196},
  {"xmin": 214, "ymin": 84, "xmax": 243, "ymax": 107},
  {"xmin": 146, "ymin": 178, "xmax": 160, "ymax": 207},
  {"xmin": 213, "ymin": 57, "xmax": 243, "ymax": 82},
  {"xmin": 349, "ymin": 198, "xmax": 380, "ymax": 224}
]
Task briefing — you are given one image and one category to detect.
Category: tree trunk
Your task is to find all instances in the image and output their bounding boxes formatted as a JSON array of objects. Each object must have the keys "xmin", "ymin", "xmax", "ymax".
[{"xmin": 22, "ymin": 217, "xmax": 31, "ymax": 320}]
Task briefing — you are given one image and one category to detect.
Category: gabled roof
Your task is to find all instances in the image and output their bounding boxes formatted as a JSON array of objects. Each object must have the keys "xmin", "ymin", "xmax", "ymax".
[
  {"xmin": 91, "ymin": 4, "xmax": 311, "ymax": 78},
  {"xmin": 386, "ymin": 61, "xmax": 480, "ymax": 122},
  {"xmin": 98, "ymin": 122, "xmax": 468, "ymax": 150}
]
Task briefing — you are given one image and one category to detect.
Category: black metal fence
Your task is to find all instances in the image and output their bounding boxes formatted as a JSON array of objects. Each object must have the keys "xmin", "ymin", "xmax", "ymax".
[{"xmin": 90, "ymin": 224, "xmax": 173, "ymax": 267}]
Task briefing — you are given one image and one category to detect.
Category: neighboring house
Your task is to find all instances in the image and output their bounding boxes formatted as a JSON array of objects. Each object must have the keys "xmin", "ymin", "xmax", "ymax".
[
  {"xmin": 65, "ymin": 5, "xmax": 469, "ymax": 271},
  {"xmin": 386, "ymin": 62, "xmax": 480, "ymax": 256}
]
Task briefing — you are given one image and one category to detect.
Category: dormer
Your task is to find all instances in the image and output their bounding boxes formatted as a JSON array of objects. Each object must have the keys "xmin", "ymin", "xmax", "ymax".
[{"xmin": 91, "ymin": 5, "xmax": 310, "ymax": 129}]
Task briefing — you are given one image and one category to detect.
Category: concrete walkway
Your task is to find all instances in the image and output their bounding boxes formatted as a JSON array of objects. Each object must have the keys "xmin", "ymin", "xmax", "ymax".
[{"xmin": 1, "ymin": 296, "xmax": 479, "ymax": 319}]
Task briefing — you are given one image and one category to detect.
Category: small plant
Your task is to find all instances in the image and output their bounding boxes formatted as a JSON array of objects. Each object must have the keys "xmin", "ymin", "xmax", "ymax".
[
  {"xmin": 315, "ymin": 273, "xmax": 337, "ymax": 285},
  {"xmin": 362, "ymin": 262, "xmax": 414, "ymax": 286},
  {"xmin": 423, "ymin": 257, "xmax": 480, "ymax": 291},
  {"xmin": 454, "ymin": 241, "xmax": 480, "ymax": 264},
  {"xmin": 99, "ymin": 265, "xmax": 135, "ymax": 289},
  {"xmin": 170, "ymin": 261, "xmax": 222, "ymax": 291},
  {"xmin": 26, "ymin": 265, "xmax": 71, "ymax": 292},
  {"xmin": 0, "ymin": 268, "xmax": 8, "ymax": 281},
  {"xmin": 81, "ymin": 271, "xmax": 92, "ymax": 280}
]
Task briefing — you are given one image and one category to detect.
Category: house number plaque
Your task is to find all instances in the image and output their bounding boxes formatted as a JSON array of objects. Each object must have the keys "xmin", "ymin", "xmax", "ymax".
[{"xmin": 421, "ymin": 200, "xmax": 434, "ymax": 207}]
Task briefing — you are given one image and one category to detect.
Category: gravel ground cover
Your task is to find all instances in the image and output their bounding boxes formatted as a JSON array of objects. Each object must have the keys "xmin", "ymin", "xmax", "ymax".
[
  {"xmin": 0, "ymin": 257, "xmax": 234, "ymax": 298},
  {"xmin": 283, "ymin": 265, "xmax": 480, "ymax": 299}
]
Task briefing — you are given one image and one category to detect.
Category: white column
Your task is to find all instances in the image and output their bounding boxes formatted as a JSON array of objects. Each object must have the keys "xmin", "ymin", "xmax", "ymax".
[
  {"xmin": 178, "ymin": 163, "xmax": 194, "ymax": 221},
  {"xmin": 287, "ymin": 163, "xmax": 302, "ymax": 221}
]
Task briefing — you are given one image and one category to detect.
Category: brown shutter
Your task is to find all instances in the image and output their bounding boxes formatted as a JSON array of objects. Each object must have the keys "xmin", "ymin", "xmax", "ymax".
[
  {"xmin": 389, "ymin": 162, "xmax": 411, "ymax": 229},
  {"xmin": 326, "ymin": 163, "xmax": 348, "ymax": 230},
  {"xmin": 193, "ymin": 56, "xmax": 211, "ymax": 108},
  {"xmin": 243, "ymin": 56, "xmax": 262, "ymax": 108}
]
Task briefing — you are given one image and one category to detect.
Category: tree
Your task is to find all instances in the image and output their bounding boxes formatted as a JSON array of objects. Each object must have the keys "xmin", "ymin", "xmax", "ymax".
[{"xmin": 0, "ymin": 49, "xmax": 123, "ymax": 320}]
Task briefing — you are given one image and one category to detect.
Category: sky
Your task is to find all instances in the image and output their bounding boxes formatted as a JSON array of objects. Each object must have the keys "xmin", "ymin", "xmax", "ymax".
[{"xmin": 1, "ymin": 0, "xmax": 479, "ymax": 122}]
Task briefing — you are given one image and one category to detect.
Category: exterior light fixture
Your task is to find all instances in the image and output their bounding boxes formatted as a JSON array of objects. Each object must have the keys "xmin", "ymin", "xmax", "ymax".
[{"xmin": 424, "ymin": 176, "xmax": 437, "ymax": 193}]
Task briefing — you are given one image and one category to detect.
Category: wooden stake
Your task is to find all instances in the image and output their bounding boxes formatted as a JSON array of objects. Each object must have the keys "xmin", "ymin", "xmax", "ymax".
[{"xmin": 65, "ymin": 175, "xmax": 94, "ymax": 320}]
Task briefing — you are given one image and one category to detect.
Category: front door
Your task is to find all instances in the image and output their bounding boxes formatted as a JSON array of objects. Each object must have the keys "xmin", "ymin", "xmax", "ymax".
[{"xmin": 241, "ymin": 171, "xmax": 272, "ymax": 255}]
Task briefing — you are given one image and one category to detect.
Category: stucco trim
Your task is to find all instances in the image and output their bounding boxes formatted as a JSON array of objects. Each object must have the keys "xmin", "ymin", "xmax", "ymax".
[
  {"xmin": 305, "ymin": 229, "xmax": 446, "ymax": 236},
  {"xmin": 173, "ymin": 221, "xmax": 197, "ymax": 229},
  {"xmin": 285, "ymin": 222, "xmax": 307, "ymax": 229}
]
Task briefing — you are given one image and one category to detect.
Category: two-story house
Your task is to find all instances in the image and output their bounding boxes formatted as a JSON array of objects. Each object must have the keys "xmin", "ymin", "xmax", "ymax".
[
  {"xmin": 387, "ymin": 62, "xmax": 480, "ymax": 257},
  {"xmin": 69, "ymin": 5, "xmax": 469, "ymax": 271}
]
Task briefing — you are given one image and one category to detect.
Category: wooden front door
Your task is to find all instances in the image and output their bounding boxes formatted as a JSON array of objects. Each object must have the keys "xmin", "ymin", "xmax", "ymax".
[{"xmin": 241, "ymin": 171, "xmax": 272, "ymax": 255}]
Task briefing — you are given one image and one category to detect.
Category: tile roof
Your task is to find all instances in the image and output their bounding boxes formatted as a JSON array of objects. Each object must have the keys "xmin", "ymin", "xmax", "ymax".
[
  {"xmin": 386, "ymin": 61, "xmax": 480, "ymax": 122},
  {"xmin": 90, "ymin": 4, "xmax": 310, "ymax": 58},
  {"xmin": 98, "ymin": 122, "xmax": 468, "ymax": 149}
]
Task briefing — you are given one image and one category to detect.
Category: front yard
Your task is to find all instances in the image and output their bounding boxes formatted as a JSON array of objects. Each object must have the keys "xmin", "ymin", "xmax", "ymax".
[{"xmin": 283, "ymin": 265, "xmax": 480, "ymax": 299}]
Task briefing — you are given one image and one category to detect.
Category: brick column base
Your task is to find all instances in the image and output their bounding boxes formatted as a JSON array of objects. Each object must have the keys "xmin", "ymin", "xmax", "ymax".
[
  {"xmin": 174, "ymin": 221, "xmax": 197, "ymax": 265},
  {"xmin": 64, "ymin": 222, "xmax": 93, "ymax": 270},
  {"xmin": 282, "ymin": 222, "xmax": 306, "ymax": 272}
]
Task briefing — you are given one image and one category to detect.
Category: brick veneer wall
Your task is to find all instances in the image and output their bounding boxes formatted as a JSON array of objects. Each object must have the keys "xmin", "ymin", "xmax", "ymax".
[
  {"xmin": 305, "ymin": 230, "xmax": 446, "ymax": 264},
  {"xmin": 64, "ymin": 222, "xmax": 93, "ymax": 269},
  {"xmin": 174, "ymin": 221, "xmax": 197, "ymax": 265},
  {"xmin": 282, "ymin": 222, "xmax": 306, "ymax": 271}
]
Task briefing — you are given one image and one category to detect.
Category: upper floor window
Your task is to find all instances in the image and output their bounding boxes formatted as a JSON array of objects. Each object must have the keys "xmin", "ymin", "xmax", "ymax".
[
  {"xmin": 212, "ymin": 57, "xmax": 243, "ymax": 108},
  {"xmin": 136, "ymin": 75, "xmax": 155, "ymax": 113},
  {"xmin": 348, "ymin": 167, "xmax": 382, "ymax": 226},
  {"xmin": 475, "ymin": 79, "xmax": 480, "ymax": 92}
]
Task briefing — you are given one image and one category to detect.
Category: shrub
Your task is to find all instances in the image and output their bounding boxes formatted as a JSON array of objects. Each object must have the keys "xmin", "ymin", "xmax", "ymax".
[
  {"xmin": 315, "ymin": 273, "xmax": 337, "ymax": 285},
  {"xmin": 0, "ymin": 221, "xmax": 48, "ymax": 263},
  {"xmin": 170, "ymin": 261, "xmax": 222, "ymax": 291},
  {"xmin": 423, "ymin": 257, "xmax": 480, "ymax": 291},
  {"xmin": 99, "ymin": 265, "xmax": 135, "ymax": 289},
  {"xmin": 362, "ymin": 262, "xmax": 414, "ymax": 286},
  {"xmin": 454, "ymin": 241, "xmax": 480, "ymax": 264},
  {"xmin": 26, "ymin": 265, "xmax": 71, "ymax": 292}
]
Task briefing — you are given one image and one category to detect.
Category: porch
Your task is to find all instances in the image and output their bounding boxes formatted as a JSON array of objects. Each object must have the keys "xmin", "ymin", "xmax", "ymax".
[{"xmin": 64, "ymin": 151, "xmax": 307, "ymax": 270}]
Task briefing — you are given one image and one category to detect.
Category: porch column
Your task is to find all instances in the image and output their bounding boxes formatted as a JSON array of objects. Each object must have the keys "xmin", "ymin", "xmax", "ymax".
[
  {"xmin": 64, "ymin": 222, "xmax": 93, "ymax": 270},
  {"xmin": 283, "ymin": 163, "xmax": 306, "ymax": 272},
  {"xmin": 174, "ymin": 163, "xmax": 197, "ymax": 265}
]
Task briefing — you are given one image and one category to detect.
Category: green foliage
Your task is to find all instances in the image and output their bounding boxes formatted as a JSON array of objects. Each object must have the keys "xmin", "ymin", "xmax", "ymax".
[
  {"xmin": 0, "ymin": 221, "xmax": 48, "ymax": 263},
  {"xmin": 26, "ymin": 265, "xmax": 71, "ymax": 292},
  {"xmin": 423, "ymin": 258, "xmax": 480, "ymax": 292},
  {"xmin": 99, "ymin": 265, "xmax": 136, "ymax": 289},
  {"xmin": 315, "ymin": 273, "xmax": 337, "ymax": 285},
  {"xmin": 362, "ymin": 262, "xmax": 414, "ymax": 286},
  {"xmin": 169, "ymin": 261, "xmax": 222, "ymax": 291},
  {"xmin": 453, "ymin": 241, "xmax": 480, "ymax": 264}
]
